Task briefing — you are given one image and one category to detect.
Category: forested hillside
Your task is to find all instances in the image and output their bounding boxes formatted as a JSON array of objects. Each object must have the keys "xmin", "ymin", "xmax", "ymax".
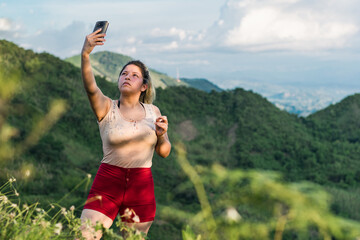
[
  {"xmin": 307, "ymin": 94, "xmax": 360, "ymax": 143},
  {"xmin": 180, "ymin": 77, "xmax": 223, "ymax": 93},
  {"xmin": 1, "ymin": 39, "xmax": 360, "ymax": 239}
]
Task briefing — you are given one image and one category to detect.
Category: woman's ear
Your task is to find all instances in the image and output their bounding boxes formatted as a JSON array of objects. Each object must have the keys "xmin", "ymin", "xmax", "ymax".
[{"xmin": 141, "ymin": 83, "xmax": 148, "ymax": 92}]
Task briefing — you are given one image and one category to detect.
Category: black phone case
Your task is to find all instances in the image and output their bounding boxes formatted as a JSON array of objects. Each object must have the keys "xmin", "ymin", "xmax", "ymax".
[{"xmin": 93, "ymin": 21, "xmax": 109, "ymax": 34}]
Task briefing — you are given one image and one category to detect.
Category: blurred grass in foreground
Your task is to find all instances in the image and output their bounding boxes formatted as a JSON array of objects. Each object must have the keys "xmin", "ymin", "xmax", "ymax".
[
  {"xmin": 175, "ymin": 142, "xmax": 360, "ymax": 240},
  {"xmin": 0, "ymin": 69, "xmax": 67, "ymax": 165},
  {"xmin": 0, "ymin": 177, "xmax": 148, "ymax": 239}
]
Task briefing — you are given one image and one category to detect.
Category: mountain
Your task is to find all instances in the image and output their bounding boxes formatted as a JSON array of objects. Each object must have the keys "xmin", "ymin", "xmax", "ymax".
[
  {"xmin": 2, "ymin": 39, "xmax": 360, "ymax": 239},
  {"xmin": 180, "ymin": 77, "xmax": 223, "ymax": 93},
  {"xmin": 65, "ymin": 51, "xmax": 223, "ymax": 93},
  {"xmin": 65, "ymin": 51, "xmax": 189, "ymax": 89},
  {"xmin": 65, "ymin": 51, "xmax": 187, "ymax": 89},
  {"xmin": 307, "ymin": 93, "xmax": 360, "ymax": 143}
]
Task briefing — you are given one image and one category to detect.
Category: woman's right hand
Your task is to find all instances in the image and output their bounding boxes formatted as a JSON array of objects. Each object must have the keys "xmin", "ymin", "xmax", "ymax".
[{"xmin": 81, "ymin": 29, "xmax": 106, "ymax": 56}]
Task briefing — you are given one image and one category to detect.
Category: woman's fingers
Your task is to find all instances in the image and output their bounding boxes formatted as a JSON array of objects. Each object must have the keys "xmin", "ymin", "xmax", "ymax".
[
  {"xmin": 82, "ymin": 30, "xmax": 106, "ymax": 55},
  {"xmin": 85, "ymin": 34, "xmax": 106, "ymax": 47},
  {"xmin": 156, "ymin": 122, "xmax": 168, "ymax": 130},
  {"xmin": 155, "ymin": 116, "xmax": 168, "ymax": 136},
  {"xmin": 87, "ymin": 28, "xmax": 106, "ymax": 42},
  {"xmin": 94, "ymin": 37, "xmax": 106, "ymax": 44},
  {"xmin": 92, "ymin": 28, "xmax": 103, "ymax": 34},
  {"xmin": 156, "ymin": 116, "xmax": 168, "ymax": 124}
]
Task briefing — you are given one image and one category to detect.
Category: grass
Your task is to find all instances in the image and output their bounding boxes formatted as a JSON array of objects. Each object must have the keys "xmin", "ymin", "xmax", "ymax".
[{"xmin": 0, "ymin": 177, "xmax": 148, "ymax": 240}]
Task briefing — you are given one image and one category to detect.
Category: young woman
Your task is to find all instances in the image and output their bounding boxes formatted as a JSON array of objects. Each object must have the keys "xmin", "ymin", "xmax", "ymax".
[{"xmin": 80, "ymin": 28, "xmax": 171, "ymax": 239}]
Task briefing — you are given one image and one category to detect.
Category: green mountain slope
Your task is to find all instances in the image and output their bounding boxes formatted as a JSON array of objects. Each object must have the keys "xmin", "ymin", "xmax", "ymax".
[
  {"xmin": 180, "ymin": 77, "xmax": 223, "ymax": 93},
  {"xmin": 307, "ymin": 93, "xmax": 360, "ymax": 143},
  {"xmin": 2, "ymin": 40, "xmax": 360, "ymax": 239},
  {"xmin": 65, "ymin": 51, "xmax": 187, "ymax": 89}
]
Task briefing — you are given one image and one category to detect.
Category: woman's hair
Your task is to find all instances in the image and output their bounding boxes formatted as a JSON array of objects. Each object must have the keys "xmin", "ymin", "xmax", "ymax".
[{"xmin": 119, "ymin": 60, "xmax": 155, "ymax": 104}]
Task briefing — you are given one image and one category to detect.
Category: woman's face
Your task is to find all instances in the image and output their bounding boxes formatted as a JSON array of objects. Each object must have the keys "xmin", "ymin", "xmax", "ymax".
[{"xmin": 118, "ymin": 64, "xmax": 147, "ymax": 95}]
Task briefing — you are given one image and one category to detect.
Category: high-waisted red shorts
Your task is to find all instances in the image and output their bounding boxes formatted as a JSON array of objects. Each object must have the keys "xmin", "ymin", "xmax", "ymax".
[{"xmin": 83, "ymin": 163, "xmax": 156, "ymax": 223}]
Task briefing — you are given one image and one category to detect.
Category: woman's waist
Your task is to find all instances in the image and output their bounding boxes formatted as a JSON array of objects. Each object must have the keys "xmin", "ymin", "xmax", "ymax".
[
  {"xmin": 101, "ymin": 154, "xmax": 153, "ymax": 169},
  {"xmin": 96, "ymin": 162, "xmax": 153, "ymax": 180}
]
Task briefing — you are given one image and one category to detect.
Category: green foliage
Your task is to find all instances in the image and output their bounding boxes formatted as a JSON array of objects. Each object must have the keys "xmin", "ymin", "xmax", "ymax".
[
  {"xmin": 307, "ymin": 94, "xmax": 360, "ymax": 143},
  {"xmin": 0, "ymin": 179, "xmax": 150, "ymax": 239},
  {"xmin": 182, "ymin": 225, "xmax": 201, "ymax": 240},
  {"xmin": 0, "ymin": 178, "xmax": 83, "ymax": 239},
  {"xmin": 174, "ymin": 143, "xmax": 360, "ymax": 240},
  {"xmin": 180, "ymin": 78, "xmax": 223, "ymax": 93}
]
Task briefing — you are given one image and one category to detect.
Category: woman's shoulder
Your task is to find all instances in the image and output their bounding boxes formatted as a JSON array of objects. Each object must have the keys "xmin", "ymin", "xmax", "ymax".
[{"xmin": 143, "ymin": 103, "xmax": 161, "ymax": 117}]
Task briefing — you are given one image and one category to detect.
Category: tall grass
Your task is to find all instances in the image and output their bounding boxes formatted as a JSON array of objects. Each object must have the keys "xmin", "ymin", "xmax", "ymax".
[
  {"xmin": 0, "ymin": 177, "xmax": 149, "ymax": 239},
  {"xmin": 0, "ymin": 177, "xmax": 82, "ymax": 239}
]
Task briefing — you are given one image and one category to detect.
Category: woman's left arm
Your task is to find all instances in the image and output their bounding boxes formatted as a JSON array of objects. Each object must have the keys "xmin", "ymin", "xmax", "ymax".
[{"xmin": 153, "ymin": 105, "xmax": 171, "ymax": 158}]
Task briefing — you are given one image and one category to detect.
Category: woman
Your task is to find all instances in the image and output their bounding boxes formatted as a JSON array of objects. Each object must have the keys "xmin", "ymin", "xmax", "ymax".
[{"xmin": 80, "ymin": 28, "xmax": 171, "ymax": 239}]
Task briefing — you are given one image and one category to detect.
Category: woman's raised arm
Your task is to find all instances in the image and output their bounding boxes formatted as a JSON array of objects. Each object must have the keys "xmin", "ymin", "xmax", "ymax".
[{"xmin": 81, "ymin": 29, "xmax": 111, "ymax": 122}]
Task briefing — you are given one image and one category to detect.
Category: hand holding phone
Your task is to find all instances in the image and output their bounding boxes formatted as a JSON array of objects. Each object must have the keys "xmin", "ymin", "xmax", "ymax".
[
  {"xmin": 93, "ymin": 21, "xmax": 109, "ymax": 34},
  {"xmin": 82, "ymin": 21, "xmax": 109, "ymax": 56}
]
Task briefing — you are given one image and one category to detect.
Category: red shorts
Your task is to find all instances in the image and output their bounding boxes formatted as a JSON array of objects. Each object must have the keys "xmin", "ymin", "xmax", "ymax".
[{"xmin": 83, "ymin": 163, "xmax": 156, "ymax": 223}]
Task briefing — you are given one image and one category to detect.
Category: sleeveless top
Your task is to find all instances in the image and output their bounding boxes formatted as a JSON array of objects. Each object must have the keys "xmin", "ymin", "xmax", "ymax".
[{"xmin": 98, "ymin": 100, "xmax": 158, "ymax": 168}]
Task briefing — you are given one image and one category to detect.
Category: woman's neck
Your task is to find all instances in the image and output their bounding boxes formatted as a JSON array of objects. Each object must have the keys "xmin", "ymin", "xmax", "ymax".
[{"xmin": 119, "ymin": 94, "xmax": 141, "ymax": 108}]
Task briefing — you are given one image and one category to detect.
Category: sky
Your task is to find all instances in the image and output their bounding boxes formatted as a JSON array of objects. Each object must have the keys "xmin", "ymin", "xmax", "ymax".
[{"xmin": 1, "ymin": 0, "xmax": 360, "ymax": 106}]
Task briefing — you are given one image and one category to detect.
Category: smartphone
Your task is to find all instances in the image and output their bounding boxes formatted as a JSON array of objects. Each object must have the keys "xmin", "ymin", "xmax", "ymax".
[{"xmin": 93, "ymin": 21, "xmax": 109, "ymax": 34}]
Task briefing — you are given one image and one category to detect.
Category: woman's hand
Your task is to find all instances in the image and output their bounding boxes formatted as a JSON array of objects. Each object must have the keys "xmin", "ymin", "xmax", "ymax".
[
  {"xmin": 81, "ymin": 29, "xmax": 106, "ymax": 56},
  {"xmin": 153, "ymin": 106, "xmax": 171, "ymax": 158},
  {"xmin": 155, "ymin": 116, "xmax": 168, "ymax": 137}
]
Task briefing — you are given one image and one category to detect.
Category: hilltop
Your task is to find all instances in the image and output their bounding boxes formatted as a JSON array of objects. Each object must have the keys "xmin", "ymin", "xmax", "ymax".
[{"xmin": 307, "ymin": 93, "xmax": 360, "ymax": 143}]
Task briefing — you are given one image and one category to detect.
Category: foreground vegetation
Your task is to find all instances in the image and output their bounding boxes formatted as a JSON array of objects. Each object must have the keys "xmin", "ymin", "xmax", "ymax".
[{"xmin": 2, "ymin": 148, "xmax": 360, "ymax": 239}]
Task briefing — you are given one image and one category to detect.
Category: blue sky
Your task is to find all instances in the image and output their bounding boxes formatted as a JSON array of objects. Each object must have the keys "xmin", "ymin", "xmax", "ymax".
[{"xmin": 1, "ymin": 0, "xmax": 360, "ymax": 99}]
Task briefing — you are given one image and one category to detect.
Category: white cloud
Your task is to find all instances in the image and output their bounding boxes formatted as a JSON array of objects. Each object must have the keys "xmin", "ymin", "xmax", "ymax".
[
  {"xmin": 153, "ymin": 58, "xmax": 210, "ymax": 66},
  {"xmin": 126, "ymin": 37, "xmax": 137, "ymax": 44},
  {"xmin": 163, "ymin": 41, "xmax": 178, "ymax": 50},
  {"xmin": 224, "ymin": 7, "xmax": 358, "ymax": 51},
  {"xmin": 17, "ymin": 21, "xmax": 89, "ymax": 58},
  {"xmin": 207, "ymin": 0, "xmax": 360, "ymax": 52},
  {"xmin": 150, "ymin": 27, "xmax": 188, "ymax": 41},
  {"xmin": 0, "ymin": 18, "xmax": 12, "ymax": 31},
  {"xmin": 115, "ymin": 46, "xmax": 137, "ymax": 56},
  {"xmin": 130, "ymin": 0, "xmax": 359, "ymax": 54},
  {"xmin": 0, "ymin": 18, "xmax": 22, "ymax": 39}
]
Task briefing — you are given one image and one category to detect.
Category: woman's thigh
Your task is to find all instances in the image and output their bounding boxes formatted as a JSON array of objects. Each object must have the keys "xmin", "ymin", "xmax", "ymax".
[{"xmin": 81, "ymin": 209, "xmax": 113, "ymax": 228}]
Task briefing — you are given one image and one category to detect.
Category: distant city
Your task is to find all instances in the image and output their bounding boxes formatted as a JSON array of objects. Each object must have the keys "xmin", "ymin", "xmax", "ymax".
[{"xmin": 220, "ymin": 80, "xmax": 360, "ymax": 117}]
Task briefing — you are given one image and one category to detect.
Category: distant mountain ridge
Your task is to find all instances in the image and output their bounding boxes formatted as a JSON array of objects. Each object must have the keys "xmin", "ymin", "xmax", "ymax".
[
  {"xmin": 65, "ymin": 51, "xmax": 186, "ymax": 89},
  {"xmin": 65, "ymin": 51, "xmax": 222, "ymax": 93},
  {"xmin": 180, "ymin": 78, "xmax": 222, "ymax": 93}
]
